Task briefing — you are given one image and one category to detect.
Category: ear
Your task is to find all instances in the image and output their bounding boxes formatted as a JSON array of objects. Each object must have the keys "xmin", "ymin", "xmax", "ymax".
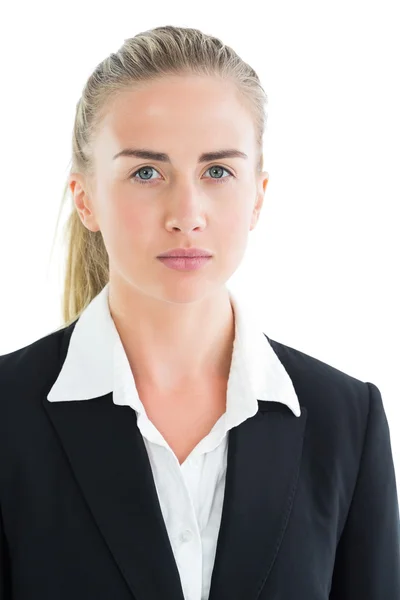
[
  {"xmin": 69, "ymin": 173, "xmax": 101, "ymax": 232},
  {"xmin": 250, "ymin": 171, "xmax": 269, "ymax": 231}
]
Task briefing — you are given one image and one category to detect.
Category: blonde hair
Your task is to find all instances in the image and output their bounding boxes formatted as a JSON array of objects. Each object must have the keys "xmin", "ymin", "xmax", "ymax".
[{"xmin": 50, "ymin": 25, "xmax": 268, "ymax": 329}]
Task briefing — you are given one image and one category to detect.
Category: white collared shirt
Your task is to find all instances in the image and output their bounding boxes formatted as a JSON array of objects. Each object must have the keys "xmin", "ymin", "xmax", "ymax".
[{"xmin": 47, "ymin": 283, "xmax": 301, "ymax": 600}]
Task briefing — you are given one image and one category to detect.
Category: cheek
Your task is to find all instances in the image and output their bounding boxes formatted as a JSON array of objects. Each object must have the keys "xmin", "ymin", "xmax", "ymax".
[
  {"xmin": 98, "ymin": 193, "xmax": 151, "ymax": 257},
  {"xmin": 217, "ymin": 209, "xmax": 252, "ymax": 261},
  {"xmin": 119, "ymin": 203, "xmax": 149, "ymax": 232},
  {"xmin": 107, "ymin": 189, "xmax": 151, "ymax": 231},
  {"xmin": 224, "ymin": 199, "xmax": 253, "ymax": 238}
]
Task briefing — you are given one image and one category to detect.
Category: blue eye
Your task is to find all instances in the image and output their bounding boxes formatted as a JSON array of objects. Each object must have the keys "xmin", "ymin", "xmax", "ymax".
[{"xmin": 129, "ymin": 165, "xmax": 234, "ymax": 185}]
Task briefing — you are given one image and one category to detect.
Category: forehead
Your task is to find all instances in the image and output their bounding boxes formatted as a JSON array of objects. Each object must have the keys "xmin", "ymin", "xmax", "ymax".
[{"xmin": 96, "ymin": 76, "xmax": 256, "ymax": 158}]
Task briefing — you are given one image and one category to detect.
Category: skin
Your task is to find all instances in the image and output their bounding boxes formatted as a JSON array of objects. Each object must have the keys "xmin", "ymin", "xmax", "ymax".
[{"xmin": 69, "ymin": 75, "xmax": 269, "ymax": 397}]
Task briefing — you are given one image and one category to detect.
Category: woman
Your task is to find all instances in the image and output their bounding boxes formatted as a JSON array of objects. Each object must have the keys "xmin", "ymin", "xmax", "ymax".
[{"xmin": 0, "ymin": 25, "xmax": 399, "ymax": 600}]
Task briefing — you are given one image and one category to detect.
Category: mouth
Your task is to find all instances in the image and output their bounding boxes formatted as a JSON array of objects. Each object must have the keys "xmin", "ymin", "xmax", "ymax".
[
  {"xmin": 157, "ymin": 248, "xmax": 213, "ymax": 258},
  {"xmin": 157, "ymin": 255, "xmax": 212, "ymax": 271}
]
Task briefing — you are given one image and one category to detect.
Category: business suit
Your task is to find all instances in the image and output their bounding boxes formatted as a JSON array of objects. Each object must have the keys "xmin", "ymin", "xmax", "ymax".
[{"xmin": 0, "ymin": 318, "xmax": 399, "ymax": 599}]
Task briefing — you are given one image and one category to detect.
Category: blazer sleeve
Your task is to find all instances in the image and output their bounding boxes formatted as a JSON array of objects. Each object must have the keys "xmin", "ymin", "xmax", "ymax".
[
  {"xmin": 329, "ymin": 381, "xmax": 400, "ymax": 599},
  {"xmin": 0, "ymin": 503, "xmax": 12, "ymax": 599}
]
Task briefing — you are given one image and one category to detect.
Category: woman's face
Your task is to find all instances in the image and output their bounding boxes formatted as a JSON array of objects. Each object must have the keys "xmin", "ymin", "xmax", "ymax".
[{"xmin": 72, "ymin": 75, "xmax": 269, "ymax": 303}]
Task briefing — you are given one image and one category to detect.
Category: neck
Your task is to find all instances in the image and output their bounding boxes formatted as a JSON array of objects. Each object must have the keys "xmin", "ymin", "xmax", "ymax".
[{"xmin": 108, "ymin": 279, "xmax": 235, "ymax": 392}]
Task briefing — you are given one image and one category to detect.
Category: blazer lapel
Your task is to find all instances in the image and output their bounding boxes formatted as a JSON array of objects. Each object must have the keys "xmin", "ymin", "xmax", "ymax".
[
  {"xmin": 42, "ymin": 393, "xmax": 186, "ymax": 599},
  {"xmin": 42, "ymin": 323, "xmax": 308, "ymax": 600},
  {"xmin": 208, "ymin": 401, "xmax": 307, "ymax": 599}
]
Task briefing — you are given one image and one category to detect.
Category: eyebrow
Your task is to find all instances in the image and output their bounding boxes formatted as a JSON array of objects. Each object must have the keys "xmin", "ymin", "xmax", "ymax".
[{"xmin": 112, "ymin": 147, "xmax": 249, "ymax": 163}]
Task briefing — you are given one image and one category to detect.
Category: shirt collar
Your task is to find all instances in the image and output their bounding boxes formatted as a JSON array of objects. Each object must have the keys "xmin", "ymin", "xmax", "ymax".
[{"xmin": 47, "ymin": 282, "xmax": 301, "ymax": 419}]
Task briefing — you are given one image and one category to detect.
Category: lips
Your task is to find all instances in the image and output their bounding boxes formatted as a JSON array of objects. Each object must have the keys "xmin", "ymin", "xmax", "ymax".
[
  {"xmin": 157, "ymin": 248, "xmax": 213, "ymax": 258},
  {"xmin": 157, "ymin": 255, "xmax": 212, "ymax": 271}
]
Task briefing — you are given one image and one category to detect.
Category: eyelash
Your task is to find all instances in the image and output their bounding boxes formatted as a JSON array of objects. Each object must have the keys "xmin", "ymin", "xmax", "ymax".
[{"xmin": 129, "ymin": 165, "xmax": 234, "ymax": 186}]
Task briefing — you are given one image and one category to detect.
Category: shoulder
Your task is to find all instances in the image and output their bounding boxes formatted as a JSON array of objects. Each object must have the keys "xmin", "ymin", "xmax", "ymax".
[
  {"xmin": 0, "ymin": 320, "xmax": 78, "ymax": 406},
  {"xmin": 0, "ymin": 321, "xmax": 79, "ymax": 486},
  {"xmin": 265, "ymin": 335, "xmax": 374, "ymax": 444},
  {"xmin": 267, "ymin": 334, "xmax": 366, "ymax": 394}
]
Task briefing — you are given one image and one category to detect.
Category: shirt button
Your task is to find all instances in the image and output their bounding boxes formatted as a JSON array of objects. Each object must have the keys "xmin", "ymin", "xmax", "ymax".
[{"xmin": 179, "ymin": 529, "xmax": 193, "ymax": 543}]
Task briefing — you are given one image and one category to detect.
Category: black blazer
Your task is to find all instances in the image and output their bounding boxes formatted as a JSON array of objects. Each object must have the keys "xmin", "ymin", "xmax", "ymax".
[{"xmin": 0, "ymin": 319, "xmax": 399, "ymax": 600}]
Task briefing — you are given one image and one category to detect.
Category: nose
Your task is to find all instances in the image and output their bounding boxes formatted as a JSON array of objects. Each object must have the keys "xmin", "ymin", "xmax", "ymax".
[{"xmin": 165, "ymin": 183, "xmax": 208, "ymax": 233}]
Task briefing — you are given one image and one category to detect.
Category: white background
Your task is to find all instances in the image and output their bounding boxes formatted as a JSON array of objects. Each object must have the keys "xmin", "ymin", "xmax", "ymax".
[{"xmin": 0, "ymin": 1, "xmax": 399, "ymax": 488}]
